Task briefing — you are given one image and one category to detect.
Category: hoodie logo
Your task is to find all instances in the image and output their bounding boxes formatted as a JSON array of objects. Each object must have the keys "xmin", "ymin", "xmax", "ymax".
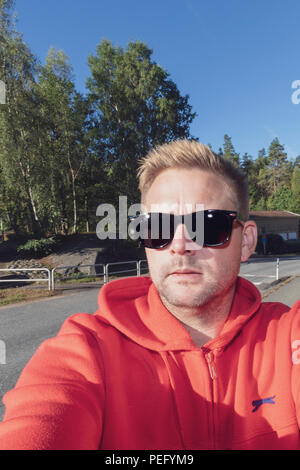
[{"xmin": 252, "ymin": 396, "xmax": 276, "ymax": 413}]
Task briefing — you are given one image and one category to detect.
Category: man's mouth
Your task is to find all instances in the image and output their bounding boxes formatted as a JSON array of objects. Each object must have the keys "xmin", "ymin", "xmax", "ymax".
[
  {"xmin": 170, "ymin": 268, "xmax": 201, "ymax": 274},
  {"xmin": 169, "ymin": 269, "xmax": 202, "ymax": 278}
]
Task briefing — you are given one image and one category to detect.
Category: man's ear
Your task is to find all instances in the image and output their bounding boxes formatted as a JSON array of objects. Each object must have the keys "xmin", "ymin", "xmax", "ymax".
[{"xmin": 241, "ymin": 220, "xmax": 258, "ymax": 262}]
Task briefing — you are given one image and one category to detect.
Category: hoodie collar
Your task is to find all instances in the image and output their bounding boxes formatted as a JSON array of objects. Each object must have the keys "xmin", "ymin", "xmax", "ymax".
[
  {"xmin": 201, "ymin": 276, "xmax": 262, "ymax": 351},
  {"xmin": 95, "ymin": 276, "xmax": 262, "ymax": 352}
]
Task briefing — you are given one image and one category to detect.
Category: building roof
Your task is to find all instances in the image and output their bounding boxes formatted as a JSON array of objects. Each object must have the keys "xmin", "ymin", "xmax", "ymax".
[{"xmin": 249, "ymin": 210, "xmax": 300, "ymax": 218}]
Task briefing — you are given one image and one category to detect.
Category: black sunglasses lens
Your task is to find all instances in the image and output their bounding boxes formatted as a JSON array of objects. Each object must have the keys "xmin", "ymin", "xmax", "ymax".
[
  {"xmin": 204, "ymin": 212, "xmax": 231, "ymax": 246},
  {"xmin": 140, "ymin": 213, "xmax": 174, "ymax": 249}
]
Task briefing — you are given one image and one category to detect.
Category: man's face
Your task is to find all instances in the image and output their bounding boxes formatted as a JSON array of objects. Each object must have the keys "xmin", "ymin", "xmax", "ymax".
[{"xmin": 144, "ymin": 167, "xmax": 254, "ymax": 310}]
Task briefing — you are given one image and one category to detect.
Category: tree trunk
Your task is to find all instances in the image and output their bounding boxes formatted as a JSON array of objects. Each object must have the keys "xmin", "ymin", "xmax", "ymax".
[
  {"xmin": 17, "ymin": 158, "xmax": 42, "ymax": 237},
  {"xmin": 71, "ymin": 169, "xmax": 77, "ymax": 234},
  {"xmin": 85, "ymin": 195, "xmax": 89, "ymax": 233}
]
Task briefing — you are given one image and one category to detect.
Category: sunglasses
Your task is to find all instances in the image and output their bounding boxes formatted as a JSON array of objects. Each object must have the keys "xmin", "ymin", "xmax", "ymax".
[{"xmin": 129, "ymin": 209, "xmax": 244, "ymax": 249}]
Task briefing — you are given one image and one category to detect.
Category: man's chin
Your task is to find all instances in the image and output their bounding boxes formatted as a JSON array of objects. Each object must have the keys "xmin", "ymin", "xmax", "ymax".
[{"xmin": 158, "ymin": 284, "xmax": 212, "ymax": 309}]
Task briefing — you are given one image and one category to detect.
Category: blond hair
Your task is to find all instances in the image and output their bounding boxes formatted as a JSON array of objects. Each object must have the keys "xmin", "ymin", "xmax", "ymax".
[{"xmin": 137, "ymin": 139, "xmax": 249, "ymax": 220}]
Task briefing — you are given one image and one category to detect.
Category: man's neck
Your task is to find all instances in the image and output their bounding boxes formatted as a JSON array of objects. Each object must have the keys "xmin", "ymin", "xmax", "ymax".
[{"xmin": 161, "ymin": 285, "xmax": 236, "ymax": 349}]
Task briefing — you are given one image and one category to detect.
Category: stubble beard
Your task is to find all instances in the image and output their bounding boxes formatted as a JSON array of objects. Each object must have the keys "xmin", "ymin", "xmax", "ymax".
[{"xmin": 151, "ymin": 262, "xmax": 240, "ymax": 311}]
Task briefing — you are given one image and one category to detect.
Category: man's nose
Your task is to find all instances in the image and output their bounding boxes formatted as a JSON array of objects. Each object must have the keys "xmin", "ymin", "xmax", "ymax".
[{"xmin": 169, "ymin": 223, "xmax": 200, "ymax": 254}]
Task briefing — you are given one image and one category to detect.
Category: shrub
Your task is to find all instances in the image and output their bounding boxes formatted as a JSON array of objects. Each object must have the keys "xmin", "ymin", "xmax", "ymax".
[{"xmin": 17, "ymin": 237, "xmax": 58, "ymax": 258}]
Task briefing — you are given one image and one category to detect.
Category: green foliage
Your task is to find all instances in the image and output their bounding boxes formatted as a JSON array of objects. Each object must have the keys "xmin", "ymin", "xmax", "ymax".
[
  {"xmin": 0, "ymin": 1, "xmax": 300, "ymax": 242},
  {"xmin": 291, "ymin": 166, "xmax": 300, "ymax": 195},
  {"xmin": 35, "ymin": 47, "xmax": 92, "ymax": 235},
  {"xmin": 266, "ymin": 186, "xmax": 294, "ymax": 211},
  {"xmin": 17, "ymin": 237, "xmax": 58, "ymax": 258},
  {"xmin": 263, "ymin": 138, "xmax": 291, "ymax": 195},
  {"xmin": 252, "ymin": 197, "xmax": 267, "ymax": 211},
  {"xmin": 216, "ymin": 135, "xmax": 299, "ymax": 215},
  {"xmin": 86, "ymin": 39, "xmax": 196, "ymax": 206},
  {"xmin": 222, "ymin": 134, "xmax": 240, "ymax": 167}
]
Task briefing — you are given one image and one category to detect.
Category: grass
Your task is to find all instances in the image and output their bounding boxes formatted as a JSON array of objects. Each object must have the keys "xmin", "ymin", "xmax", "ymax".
[
  {"xmin": 0, "ymin": 273, "xmax": 118, "ymax": 307},
  {"xmin": 0, "ymin": 275, "xmax": 104, "ymax": 306},
  {"xmin": 57, "ymin": 275, "xmax": 100, "ymax": 283},
  {"xmin": 0, "ymin": 287, "xmax": 60, "ymax": 307},
  {"xmin": 0, "ymin": 275, "xmax": 118, "ymax": 306}
]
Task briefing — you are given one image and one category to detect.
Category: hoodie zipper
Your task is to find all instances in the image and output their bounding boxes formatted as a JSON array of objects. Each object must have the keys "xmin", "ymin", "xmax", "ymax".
[
  {"xmin": 205, "ymin": 351, "xmax": 217, "ymax": 380},
  {"xmin": 202, "ymin": 348, "xmax": 217, "ymax": 449}
]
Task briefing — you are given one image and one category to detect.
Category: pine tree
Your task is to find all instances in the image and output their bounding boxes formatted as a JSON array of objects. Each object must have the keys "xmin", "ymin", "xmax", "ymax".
[
  {"xmin": 222, "ymin": 134, "xmax": 240, "ymax": 167},
  {"xmin": 267, "ymin": 138, "xmax": 290, "ymax": 193}
]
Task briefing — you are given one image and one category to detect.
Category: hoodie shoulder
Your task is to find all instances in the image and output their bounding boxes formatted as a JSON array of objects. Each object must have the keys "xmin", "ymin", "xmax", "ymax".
[
  {"xmin": 54, "ymin": 278, "xmax": 152, "ymax": 336},
  {"xmin": 98, "ymin": 276, "xmax": 152, "ymax": 302}
]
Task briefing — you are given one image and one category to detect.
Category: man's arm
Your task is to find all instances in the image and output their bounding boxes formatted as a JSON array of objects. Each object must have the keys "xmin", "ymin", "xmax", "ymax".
[
  {"xmin": 290, "ymin": 300, "xmax": 300, "ymax": 427},
  {"xmin": 0, "ymin": 314, "xmax": 105, "ymax": 450}
]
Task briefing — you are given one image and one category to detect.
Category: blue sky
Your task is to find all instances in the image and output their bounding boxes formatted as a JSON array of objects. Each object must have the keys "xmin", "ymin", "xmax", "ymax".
[{"xmin": 13, "ymin": 0, "xmax": 300, "ymax": 161}]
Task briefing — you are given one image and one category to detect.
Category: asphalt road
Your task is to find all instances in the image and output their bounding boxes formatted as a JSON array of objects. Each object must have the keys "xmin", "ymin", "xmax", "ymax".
[
  {"xmin": 0, "ymin": 287, "xmax": 100, "ymax": 421},
  {"xmin": 0, "ymin": 256, "xmax": 299, "ymax": 422},
  {"xmin": 240, "ymin": 256, "xmax": 300, "ymax": 287},
  {"xmin": 261, "ymin": 275, "xmax": 300, "ymax": 306}
]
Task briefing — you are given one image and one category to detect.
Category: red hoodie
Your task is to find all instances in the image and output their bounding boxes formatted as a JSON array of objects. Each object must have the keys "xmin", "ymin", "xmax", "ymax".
[{"xmin": 0, "ymin": 276, "xmax": 300, "ymax": 450}]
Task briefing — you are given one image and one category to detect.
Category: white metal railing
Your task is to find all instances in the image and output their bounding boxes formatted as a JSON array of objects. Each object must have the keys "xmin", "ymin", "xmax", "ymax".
[
  {"xmin": 51, "ymin": 263, "xmax": 105, "ymax": 291},
  {"xmin": 137, "ymin": 259, "xmax": 149, "ymax": 276},
  {"xmin": 0, "ymin": 258, "xmax": 283, "ymax": 292},
  {"xmin": 242, "ymin": 258, "xmax": 280, "ymax": 281},
  {"xmin": 0, "ymin": 268, "xmax": 51, "ymax": 290},
  {"xmin": 0, "ymin": 261, "xmax": 149, "ymax": 291},
  {"xmin": 105, "ymin": 260, "xmax": 143, "ymax": 284},
  {"xmin": 0, "ymin": 258, "xmax": 284, "ymax": 292}
]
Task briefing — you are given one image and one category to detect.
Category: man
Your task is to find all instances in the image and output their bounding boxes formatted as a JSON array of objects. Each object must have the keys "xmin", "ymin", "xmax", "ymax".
[{"xmin": 0, "ymin": 140, "xmax": 299, "ymax": 450}]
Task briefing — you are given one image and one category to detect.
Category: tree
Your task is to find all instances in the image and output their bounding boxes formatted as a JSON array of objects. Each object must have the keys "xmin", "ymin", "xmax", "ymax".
[
  {"xmin": 0, "ymin": 0, "xmax": 14, "ymax": 34},
  {"xmin": 86, "ymin": 40, "xmax": 196, "ymax": 205},
  {"xmin": 254, "ymin": 197, "xmax": 267, "ymax": 211},
  {"xmin": 217, "ymin": 147, "xmax": 224, "ymax": 158},
  {"xmin": 266, "ymin": 138, "xmax": 290, "ymax": 193},
  {"xmin": 222, "ymin": 134, "xmax": 240, "ymax": 167},
  {"xmin": 291, "ymin": 165, "xmax": 300, "ymax": 195},
  {"xmin": 240, "ymin": 153, "xmax": 259, "ymax": 209},
  {"xmin": 0, "ymin": 0, "xmax": 44, "ymax": 237},
  {"xmin": 293, "ymin": 155, "xmax": 300, "ymax": 169},
  {"xmin": 254, "ymin": 139, "xmax": 292, "ymax": 211},
  {"xmin": 246, "ymin": 148, "xmax": 267, "ymax": 209},
  {"xmin": 290, "ymin": 166, "xmax": 300, "ymax": 214},
  {"xmin": 241, "ymin": 152, "xmax": 254, "ymax": 174},
  {"xmin": 256, "ymin": 148, "xmax": 268, "ymax": 168},
  {"xmin": 266, "ymin": 186, "xmax": 294, "ymax": 211},
  {"xmin": 36, "ymin": 47, "xmax": 92, "ymax": 234}
]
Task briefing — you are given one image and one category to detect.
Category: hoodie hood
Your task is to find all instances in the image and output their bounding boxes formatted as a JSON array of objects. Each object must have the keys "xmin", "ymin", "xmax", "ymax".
[{"xmin": 94, "ymin": 275, "xmax": 262, "ymax": 352}]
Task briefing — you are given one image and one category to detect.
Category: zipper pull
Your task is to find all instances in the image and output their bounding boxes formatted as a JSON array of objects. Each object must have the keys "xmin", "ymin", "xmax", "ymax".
[{"xmin": 205, "ymin": 352, "xmax": 217, "ymax": 380}]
